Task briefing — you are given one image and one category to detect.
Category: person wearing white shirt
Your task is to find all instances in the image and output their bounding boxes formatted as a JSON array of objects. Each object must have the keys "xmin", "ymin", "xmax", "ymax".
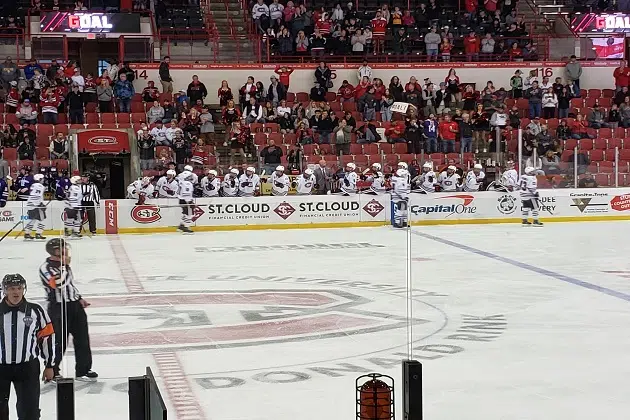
[
  {"xmin": 463, "ymin": 164, "xmax": 486, "ymax": 192},
  {"xmin": 150, "ymin": 121, "xmax": 169, "ymax": 146},
  {"xmin": 437, "ymin": 165, "xmax": 460, "ymax": 192},
  {"xmin": 490, "ymin": 105, "xmax": 508, "ymax": 128},
  {"xmin": 252, "ymin": 0, "xmax": 270, "ymax": 33},
  {"xmin": 244, "ymin": 97, "xmax": 264, "ymax": 124},
  {"xmin": 269, "ymin": 0, "xmax": 284, "ymax": 22},
  {"xmin": 71, "ymin": 68, "xmax": 85, "ymax": 92},
  {"xmin": 358, "ymin": 60, "xmax": 373, "ymax": 82},
  {"xmin": 542, "ymin": 87, "xmax": 558, "ymax": 119},
  {"xmin": 276, "ymin": 99, "xmax": 292, "ymax": 118},
  {"xmin": 540, "ymin": 76, "xmax": 553, "ymax": 90},
  {"xmin": 165, "ymin": 122, "xmax": 184, "ymax": 144}
]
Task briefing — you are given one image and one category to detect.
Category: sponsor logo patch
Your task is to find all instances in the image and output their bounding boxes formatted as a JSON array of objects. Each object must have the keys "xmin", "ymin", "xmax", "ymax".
[{"xmin": 131, "ymin": 205, "xmax": 161, "ymax": 223}]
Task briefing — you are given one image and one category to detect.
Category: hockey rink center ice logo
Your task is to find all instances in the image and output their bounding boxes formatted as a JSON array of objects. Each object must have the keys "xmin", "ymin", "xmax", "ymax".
[
  {"xmin": 362, "ymin": 199, "xmax": 385, "ymax": 218},
  {"xmin": 610, "ymin": 194, "xmax": 630, "ymax": 211},
  {"xmin": 411, "ymin": 194, "xmax": 476, "ymax": 217},
  {"xmin": 497, "ymin": 194, "xmax": 517, "ymax": 215},
  {"xmin": 131, "ymin": 205, "xmax": 162, "ymax": 223},
  {"xmin": 274, "ymin": 202, "xmax": 296, "ymax": 220}
]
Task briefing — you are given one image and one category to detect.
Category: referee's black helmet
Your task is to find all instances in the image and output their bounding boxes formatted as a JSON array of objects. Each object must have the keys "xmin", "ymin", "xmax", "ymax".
[
  {"xmin": 2, "ymin": 274, "xmax": 27, "ymax": 290},
  {"xmin": 45, "ymin": 238, "xmax": 69, "ymax": 256}
]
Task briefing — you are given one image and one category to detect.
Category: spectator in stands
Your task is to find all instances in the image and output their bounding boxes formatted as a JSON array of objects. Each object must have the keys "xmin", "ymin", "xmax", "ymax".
[
  {"xmin": 422, "ymin": 83, "xmax": 437, "ymax": 117},
  {"xmin": 565, "ymin": 55, "xmax": 583, "ymax": 93},
  {"xmin": 260, "ymin": 139, "xmax": 283, "ymax": 174},
  {"xmin": 295, "ymin": 30, "xmax": 309, "ymax": 53},
  {"xmin": 358, "ymin": 60, "xmax": 372, "ymax": 82},
  {"xmin": 17, "ymin": 136, "xmax": 34, "ymax": 161},
  {"xmin": 614, "ymin": 64, "xmax": 630, "ymax": 92},
  {"xmin": 199, "ymin": 107, "xmax": 215, "ymax": 144},
  {"xmin": 338, "ymin": 80, "xmax": 355, "ymax": 103},
  {"xmin": 423, "ymin": 114, "xmax": 438, "ymax": 154},
  {"xmin": 16, "ymin": 99, "xmax": 37, "ymax": 125},
  {"xmin": 5, "ymin": 81, "xmax": 19, "ymax": 113},
  {"xmin": 314, "ymin": 62, "xmax": 332, "ymax": 89},
  {"xmin": 0, "ymin": 56, "xmax": 19, "ymax": 93},
  {"xmin": 239, "ymin": 76, "xmax": 257, "ymax": 107},
  {"xmin": 23, "ymin": 59, "xmax": 43, "ymax": 82},
  {"xmin": 571, "ymin": 114, "xmax": 593, "ymax": 139},
  {"xmin": 142, "ymin": 81, "xmax": 160, "ymax": 103},
  {"xmin": 588, "ymin": 104, "xmax": 610, "ymax": 129},
  {"xmin": 381, "ymin": 90, "xmax": 394, "ymax": 122},
  {"xmin": 71, "ymin": 68, "xmax": 85, "ymax": 92},
  {"xmin": 579, "ymin": 172, "xmax": 598, "ymax": 188},
  {"xmin": 253, "ymin": 0, "xmax": 270, "ymax": 33},
  {"xmin": 615, "ymin": 86, "xmax": 629, "ymax": 106},
  {"xmin": 310, "ymin": 82, "xmax": 326, "ymax": 102},
  {"xmin": 333, "ymin": 118, "xmax": 351, "ymax": 156},
  {"xmin": 556, "ymin": 119, "xmax": 572, "ymax": 140},
  {"xmin": 389, "ymin": 76, "xmax": 404, "ymax": 102},
  {"xmin": 263, "ymin": 101, "xmax": 276, "ymax": 122},
  {"xmin": 557, "ymin": 85, "xmax": 572, "ymax": 119},
  {"xmin": 138, "ymin": 129, "xmax": 155, "ymax": 170},
  {"xmin": 459, "ymin": 112, "xmax": 474, "ymax": 153},
  {"xmin": 66, "ymin": 84, "xmax": 84, "ymax": 124},
  {"xmin": 542, "ymin": 87, "xmax": 558, "ymax": 119},
  {"xmin": 438, "ymin": 114, "xmax": 458, "ymax": 153},
  {"xmin": 16, "ymin": 124, "xmax": 35, "ymax": 147},
  {"xmin": 472, "ymin": 103, "xmax": 489, "ymax": 153},
  {"xmin": 74, "ymin": 0, "xmax": 88, "ymax": 11},
  {"xmin": 267, "ymin": 75, "xmax": 287, "ymax": 107},
  {"xmin": 114, "ymin": 73, "xmax": 135, "ymax": 113},
  {"xmin": 147, "ymin": 100, "xmax": 165, "ymax": 124},
  {"xmin": 163, "ymin": 100, "xmax": 176, "ymax": 123},
  {"xmin": 527, "ymin": 117, "xmax": 542, "ymax": 136},
  {"xmin": 190, "ymin": 138, "xmax": 209, "ymax": 168},
  {"xmin": 508, "ymin": 105, "xmax": 520, "ymax": 128},
  {"xmin": 49, "ymin": 133, "xmax": 68, "ymax": 160},
  {"xmin": 244, "ymin": 97, "xmax": 264, "ymax": 123},
  {"xmin": 269, "ymin": 0, "xmax": 284, "ymax": 30},
  {"xmin": 277, "ymin": 28, "xmax": 293, "ymax": 54},
  {"xmin": 310, "ymin": 29, "xmax": 327, "ymax": 59},
  {"xmin": 510, "ymin": 70, "xmax": 523, "ymax": 98},
  {"xmin": 481, "ymin": 33, "xmax": 495, "ymax": 57},
  {"xmin": 537, "ymin": 125, "xmax": 557, "ymax": 156},
  {"xmin": 217, "ymin": 80, "xmax": 233, "ymax": 108},
  {"xmin": 151, "ymin": 121, "xmax": 169, "ymax": 146},
  {"xmin": 525, "ymin": 80, "xmax": 543, "ymax": 118},
  {"xmin": 187, "ymin": 75, "xmax": 208, "ymax": 105},
  {"xmin": 316, "ymin": 110, "xmax": 334, "ymax": 144},
  {"xmin": 371, "ymin": 11, "xmax": 387, "ymax": 53},
  {"xmin": 159, "ymin": 56, "xmax": 173, "ymax": 94},
  {"xmin": 435, "ymin": 83, "xmax": 452, "ymax": 115},
  {"xmin": 424, "ymin": 27, "xmax": 441, "ymax": 62},
  {"xmin": 608, "ymin": 103, "xmax": 621, "ymax": 129}
]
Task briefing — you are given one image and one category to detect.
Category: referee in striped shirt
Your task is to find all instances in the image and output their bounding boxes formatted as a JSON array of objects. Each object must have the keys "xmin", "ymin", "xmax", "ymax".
[
  {"xmin": 80, "ymin": 173, "xmax": 100, "ymax": 235},
  {"xmin": 39, "ymin": 238, "xmax": 97, "ymax": 382},
  {"xmin": 0, "ymin": 274, "xmax": 55, "ymax": 420}
]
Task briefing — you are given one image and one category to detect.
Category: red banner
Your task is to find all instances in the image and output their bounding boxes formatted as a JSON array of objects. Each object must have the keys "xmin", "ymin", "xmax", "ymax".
[
  {"xmin": 104, "ymin": 200, "xmax": 118, "ymax": 234},
  {"xmin": 76, "ymin": 130, "xmax": 130, "ymax": 154}
]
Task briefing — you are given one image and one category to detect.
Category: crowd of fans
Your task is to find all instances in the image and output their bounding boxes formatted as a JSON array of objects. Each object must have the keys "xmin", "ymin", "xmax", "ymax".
[{"xmin": 252, "ymin": 0, "xmax": 537, "ymax": 61}]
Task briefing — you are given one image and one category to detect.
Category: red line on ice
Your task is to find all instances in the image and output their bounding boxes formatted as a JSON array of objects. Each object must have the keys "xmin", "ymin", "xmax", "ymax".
[{"xmin": 107, "ymin": 235, "xmax": 145, "ymax": 293}]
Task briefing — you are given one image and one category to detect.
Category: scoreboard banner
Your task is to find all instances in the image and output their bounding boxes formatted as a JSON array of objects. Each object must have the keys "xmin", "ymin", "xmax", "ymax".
[{"xmin": 40, "ymin": 12, "xmax": 142, "ymax": 33}]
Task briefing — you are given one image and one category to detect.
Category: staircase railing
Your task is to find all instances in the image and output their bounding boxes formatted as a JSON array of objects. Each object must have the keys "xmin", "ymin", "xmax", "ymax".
[{"xmin": 520, "ymin": 0, "xmax": 555, "ymax": 34}]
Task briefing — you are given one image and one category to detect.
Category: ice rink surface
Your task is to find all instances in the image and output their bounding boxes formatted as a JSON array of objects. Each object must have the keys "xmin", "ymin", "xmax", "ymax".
[{"xmin": 3, "ymin": 221, "xmax": 630, "ymax": 420}]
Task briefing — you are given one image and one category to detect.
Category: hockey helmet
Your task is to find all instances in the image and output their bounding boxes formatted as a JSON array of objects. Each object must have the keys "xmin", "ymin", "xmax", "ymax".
[
  {"xmin": 275, "ymin": 165, "xmax": 285, "ymax": 172},
  {"xmin": 70, "ymin": 175, "xmax": 81, "ymax": 184},
  {"xmin": 2, "ymin": 273, "xmax": 27, "ymax": 293},
  {"xmin": 184, "ymin": 164, "xmax": 193, "ymax": 172},
  {"xmin": 473, "ymin": 163, "xmax": 483, "ymax": 170},
  {"xmin": 142, "ymin": 176, "xmax": 152, "ymax": 185},
  {"xmin": 45, "ymin": 238, "xmax": 70, "ymax": 256},
  {"xmin": 422, "ymin": 162, "xmax": 433, "ymax": 169},
  {"xmin": 208, "ymin": 169, "xmax": 218, "ymax": 177},
  {"xmin": 33, "ymin": 173, "xmax": 45, "ymax": 182},
  {"xmin": 230, "ymin": 168, "xmax": 240, "ymax": 175},
  {"xmin": 398, "ymin": 162, "xmax": 408, "ymax": 169},
  {"xmin": 246, "ymin": 166, "xmax": 256, "ymax": 173},
  {"xmin": 166, "ymin": 169, "xmax": 176, "ymax": 177},
  {"xmin": 304, "ymin": 168, "xmax": 314, "ymax": 176},
  {"xmin": 447, "ymin": 165, "xmax": 456, "ymax": 172},
  {"xmin": 396, "ymin": 168, "xmax": 408, "ymax": 177},
  {"xmin": 346, "ymin": 162, "xmax": 356, "ymax": 170},
  {"xmin": 505, "ymin": 160, "xmax": 515, "ymax": 169},
  {"xmin": 371, "ymin": 163, "xmax": 382, "ymax": 171},
  {"xmin": 524, "ymin": 166, "xmax": 535, "ymax": 175}
]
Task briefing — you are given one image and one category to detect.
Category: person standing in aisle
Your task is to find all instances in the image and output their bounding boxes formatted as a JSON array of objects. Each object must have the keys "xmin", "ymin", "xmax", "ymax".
[
  {"xmin": 39, "ymin": 238, "xmax": 98, "ymax": 382},
  {"xmin": 80, "ymin": 173, "xmax": 100, "ymax": 235},
  {"xmin": 0, "ymin": 274, "xmax": 55, "ymax": 420}
]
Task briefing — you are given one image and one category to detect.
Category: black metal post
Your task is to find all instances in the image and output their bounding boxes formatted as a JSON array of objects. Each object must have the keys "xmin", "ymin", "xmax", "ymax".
[
  {"xmin": 56, "ymin": 378, "xmax": 75, "ymax": 420},
  {"xmin": 402, "ymin": 360, "xmax": 423, "ymax": 420}
]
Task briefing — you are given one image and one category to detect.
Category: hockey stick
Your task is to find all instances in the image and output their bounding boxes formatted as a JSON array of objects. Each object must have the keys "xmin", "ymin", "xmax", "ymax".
[{"xmin": 0, "ymin": 220, "xmax": 23, "ymax": 243}]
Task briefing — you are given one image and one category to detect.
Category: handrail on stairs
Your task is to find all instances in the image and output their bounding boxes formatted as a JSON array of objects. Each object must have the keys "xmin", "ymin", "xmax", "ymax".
[{"xmin": 520, "ymin": 0, "xmax": 555, "ymax": 34}]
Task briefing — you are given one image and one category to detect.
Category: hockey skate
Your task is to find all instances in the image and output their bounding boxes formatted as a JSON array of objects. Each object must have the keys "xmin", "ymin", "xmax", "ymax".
[
  {"xmin": 23, "ymin": 233, "xmax": 34, "ymax": 240},
  {"xmin": 71, "ymin": 232, "xmax": 83, "ymax": 239},
  {"xmin": 521, "ymin": 220, "xmax": 532, "ymax": 227},
  {"xmin": 76, "ymin": 370, "xmax": 99, "ymax": 382},
  {"xmin": 35, "ymin": 234, "xmax": 47, "ymax": 240},
  {"xmin": 532, "ymin": 221, "xmax": 544, "ymax": 227},
  {"xmin": 178, "ymin": 224, "xmax": 193, "ymax": 234}
]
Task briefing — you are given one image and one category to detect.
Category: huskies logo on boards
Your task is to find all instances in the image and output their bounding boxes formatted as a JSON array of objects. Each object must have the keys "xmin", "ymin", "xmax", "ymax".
[
  {"xmin": 274, "ymin": 202, "xmax": 296, "ymax": 220},
  {"xmin": 411, "ymin": 194, "xmax": 477, "ymax": 217},
  {"xmin": 363, "ymin": 199, "xmax": 385, "ymax": 218},
  {"xmin": 497, "ymin": 194, "xmax": 517, "ymax": 215},
  {"xmin": 131, "ymin": 205, "xmax": 162, "ymax": 223}
]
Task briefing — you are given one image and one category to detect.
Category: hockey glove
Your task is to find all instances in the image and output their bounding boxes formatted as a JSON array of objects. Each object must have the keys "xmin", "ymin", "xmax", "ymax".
[
  {"xmin": 274, "ymin": 182, "xmax": 284, "ymax": 188},
  {"xmin": 230, "ymin": 180, "xmax": 236, "ymax": 188}
]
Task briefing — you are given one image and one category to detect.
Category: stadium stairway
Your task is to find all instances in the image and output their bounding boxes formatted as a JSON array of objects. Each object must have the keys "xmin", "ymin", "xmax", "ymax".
[{"xmin": 208, "ymin": 0, "xmax": 259, "ymax": 63}]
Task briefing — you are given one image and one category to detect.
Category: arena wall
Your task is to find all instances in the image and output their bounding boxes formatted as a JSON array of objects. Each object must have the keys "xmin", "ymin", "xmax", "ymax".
[
  {"xmin": 1, "ymin": 188, "xmax": 629, "ymax": 236},
  {"xmin": 130, "ymin": 61, "xmax": 622, "ymax": 95}
]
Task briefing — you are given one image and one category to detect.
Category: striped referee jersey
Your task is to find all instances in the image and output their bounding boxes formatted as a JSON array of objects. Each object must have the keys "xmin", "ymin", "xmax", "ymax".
[
  {"xmin": 0, "ymin": 298, "xmax": 55, "ymax": 366},
  {"xmin": 81, "ymin": 182, "xmax": 100, "ymax": 205},
  {"xmin": 39, "ymin": 258, "xmax": 82, "ymax": 303}
]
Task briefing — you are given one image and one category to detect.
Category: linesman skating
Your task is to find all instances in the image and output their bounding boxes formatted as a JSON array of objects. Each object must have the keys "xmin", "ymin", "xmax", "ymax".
[
  {"xmin": 39, "ymin": 238, "xmax": 98, "ymax": 381},
  {"xmin": 0, "ymin": 274, "xmax": 55, "ymax": 420}
]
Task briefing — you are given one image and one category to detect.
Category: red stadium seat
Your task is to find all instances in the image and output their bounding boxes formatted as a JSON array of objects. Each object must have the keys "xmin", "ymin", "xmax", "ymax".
[
  {"xmin": 349, "ymin": 144, "xmax": 362, "ymax": 155},
  {"xmin": 250, "ymin": 123, "xmax": 264, "ymax": 133},
  {"xmin": 354, "ymin": 154, "xmax": 369, "ymax": 167},
  {"xmin": 253, "ymin": 133, "xmax": 267, "ymax": 146},
  {"xmin": 295, "ymin": 92, "xmax": 309, "ymax": 102},
  {"xmin": 385, "ymin": 154, "xmax": 398, "ymax": 167},
  {"xmin": 362, "ymin": 143, "xmax": 379, "ymax": 155},
  {"xmin": 604, "ymin": 149, "xmax": 616, "ymax": 161},
  {"xmin": 589, "ymin": 150, "xmax": 604, "ymax": 161},
  {"xmin": 398, "ymin": 154, "xmax": 414, "ymax": 164},
  {"xmin": 286, "ymin": 92, "xmax": 295, "ymax": 102},
  {"xmin": 588, "ymin": 89, "xmax": 601, "ymax": 98},
  {"xmin": 85, "ymin": 113, "xmax": 99, "ymax": 125},
  {"xmin": 57, "ymin": 114, "xmax": 67, "ymax": 125},
  {"xmin": 329, "ymin": 102, "xmax": 341, "ymax": 111},
  {"xmin": 598, "ymin": 161, "xmax": 614, "ymax": 173},
  {"xmin": 599, "ymin": 97, "xmax": 612, "ymax": 108},
  {"xmin": 101, "ymin": 113, "xmax": 116, "ymax": 124},
  {"xmin": 594, "ymin": 173, "xmax": 610, "ymax": 186},
  {"xmin": 35, "ymin": 147, "xmax": 49, "ymax": 160},
  {"xmin": 614, "ymin": 127, "xmax": 626, "ymax": 138},
  {"xmin": 318, "ymin": 144, "xmax": 333, "ymax": 155},
  {"xmin": 608, "ymin": 138, "xmax": 622, "ymax": 149},
  {"xmin": 393, "ymin": 143, "xmax": 407, "ymax": 154},
  {"xmin": 5, "ymin": 114, "xmax": 18, "ymax": 125},
  {"xmin": 602, "ymin": 89, "xmax": 615, "ymax": 98},
  {"xmin": 284, "ymin": 133, "xmax": 297, "ymax": 144},
  {"xmin": 563, "ymin": 138, "xmax": 577, "ymax": 150},
  {"xmin": 561, "ymin": 150, "xmax": 574, "ymax": 162},
  {"xmin": 594, "ymin": 138, "xmax": 608, "ymax": 149},
  {"xmin": 325, "ymin": 92, "xmax": 337, "ymax": 102},
  {"xmin": 378, "ymin": 143, "xmax": 393, "ymax": 155},
  {"xmin": 263, "ymin": 123, "xmax": 279, "ymax": 133},
  {"xmin": 267, "ymin": 132, "xmax": 283, "ymax": 144},
  {"xmin": 54, "ymin": 125, "xmax": 68, "ymax": 135},
  {"xmin": 342, "ymin": 102, "xmax": 356, "ymax": 112},
  {"xmin": 131, "ymin": 102, "xmax": 145, "ymax": 113},
  {"xmin": 52, "ymin": 160, "xmax": 69, "ymax": 170},
  {"xmin": 578, "ymin": 139, "xmax": 593, "ymax": 150},
  {"xmin": 117, "ymin": 113, "xmax": 131, "ymax": 125},
  {"xmin": 131, "ymin": 113, "xmax": 146, "ymax": 124},
  {"xmin": 619, "ymin": 149, "xmax": 630, "ymax": 161},
  {"xmin": 2, "ymin": 148, "xmax": 17, "ymax": 160},
  {"xmin": 428, "ymin": 154, "xmax": 445, "ymax": 165},
  {"xmin": 85, "ymin": 103, "xmax": 97, "ymax": 113},
  {"xmin": 570, "ymin": 98, "xmax": 584, "ymax": 109}
]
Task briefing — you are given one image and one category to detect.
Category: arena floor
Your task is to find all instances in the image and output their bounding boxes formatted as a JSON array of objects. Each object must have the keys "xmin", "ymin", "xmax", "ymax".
[{"xmin": 4, "ymin": 222, "xmax": 630, "ymax": 420}]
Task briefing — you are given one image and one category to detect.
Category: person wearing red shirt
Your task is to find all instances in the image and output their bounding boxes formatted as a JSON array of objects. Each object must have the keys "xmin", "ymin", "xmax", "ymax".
[
  {"xmin": 613, "ymin": 65, "xmax": 630, "ymax": 92},
  {"xmin": 509, "ymin": 42, "xmax": 523, "ymax": 61},
  {"xmin": 372, "ymin": 78, "xmax": 386, "ymax": 102},
  {"xmin": 315, "ymin": 18, "xmax": 332, "ymax": 36},
  {"xmin": 464, "ymin": 31, "xmax": 480, "ymax": 61},
  {"xmin": 142, "ymin": 80, "xmax": 160, "ymax": 103},
  {"xmin": 218, "ymin": 80, "xmax": 233, "ymax": 107},
  {"xmin": 402, "ymin": 10, "xmax": 415, "ymax": 26},
  {"xmin": 484, "ymin": 0, "xmax": 498, "ymax": 12},
  {"xmin": 275, "ymin": 65, "xmax": 294, "ymax": 89},
  {"xmin": 370, "ymin": 11, "xmax": 388, "ymax": 53},
  {"xmin": 438, "ymin": 114, "xmax": 459, "ymax": 153},
  {"xmin": 440, "ymin": 39, "xmax": 453, "ymax": 62},
  {"xmin": 465, "ymin": 0, "xmax": 478, "ymax": 13},
  {"xmin": 385, "ymin": 120, "xmax": 406, "ymax": 143},
  {"xmin": 354, "ymin": 76, "xmax": 371, "ymax": 101},
  {"xmin": 338, "ymin": 80, "xmax": 355, "ymax": 102},
  {"xmin": 571, "ymin": 114, "xmax": 593, "ymax": 139},
  {"xmin": 40, "ymin": 89, "xmax": 61, "ymax": 125}
]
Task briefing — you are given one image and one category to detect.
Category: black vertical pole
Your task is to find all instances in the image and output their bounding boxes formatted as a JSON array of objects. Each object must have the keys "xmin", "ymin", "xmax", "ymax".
[
  {"xmin": 129, "ymin": 376, "xmax": 148, "ymax": 420},
  {"xmin": 402, "ymin": 360, "xmax": 423, "ymax": 420},
  {"xmin": 56, "ymin": 378, "xmax": 75, "ymax": 420}
]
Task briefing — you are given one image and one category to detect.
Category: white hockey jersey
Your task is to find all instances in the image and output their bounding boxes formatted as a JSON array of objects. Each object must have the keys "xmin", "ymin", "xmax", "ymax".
[
  {"xmin": 155, "ymin": 176, "xmax": 178, "ymax": 198},
  {"xmin": 201, "ymin": 176, "xmax": 220, "ymax": 197},
  {"xmin": 463, "ymin": 170, "xmax": 485, "ymax": 192},
  {"xmin": 365, "ymin": 172, "xmax": 385, "ymax": 194},
  {"xmin": 296, "ymin": 174, "xmax": 316, "ymax": 195},
  {"xmin": 391, "ymin": 173, "xmax": 410, "ymax": 200},
  {"xmin": 238, "ymin": 173, "xmax": 261, "ymax": 197},
  {"xmin": 519, "ymin": 174, "xmax": 537, "ymax": 200},
  {"xmin": 341, "ymin": 171, "xmax": 358, "ymax": 195},
  {"xmin": 418, "ymin": 171, "xmax": 437, "ymax": 193},
  {"xmin": 178, "ymin": 180, "xmax": 195, "ymax": 201},
  {"xmin": 65, "ymin": 184, "xmax": 83, "ymax": 209},
  {"xmin": 221, "ymin": 174, "xmax": 239, "ymax": 197},
  {"xmin": 26, "ymin": 183, "xmax": 45, "ymax": 208},
  {"xmin": 127, "ymin": 180, "xmax": 155, "ymax": 200},
  {"xmin": 500, "ymin": 169, "xmax": 519, "ymax": 191},
  {"xmin": 270, "ymin": 172, "xmax": 290, "ymax": 196},
  {"xmin": 177, "ymin": 171, "xmax": 198, "ymax": 184},
  {"xmin": 437, "ymin": 171, "xmax": 460, "ymax": 192}
]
